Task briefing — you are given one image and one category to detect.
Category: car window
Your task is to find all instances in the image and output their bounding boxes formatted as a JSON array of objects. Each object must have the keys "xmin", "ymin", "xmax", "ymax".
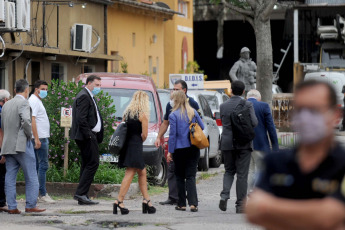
[
  {"xmin": 199, "ymin": 95, "xmax": 213, "ymax": 118},
  {"xmin": 102, "ymin": 88, "xmax": 157, "ymax": 123},
  {"xmin": 222, "ymin": 95, "xmax": 229, "ymax": 103},
  {"xmin": 158, "ymin": 91, "xmax": 170, "ymax": 116},
  {"xmin": 203, "ymin": 95, "xmax": 219, "ymax": 110}
]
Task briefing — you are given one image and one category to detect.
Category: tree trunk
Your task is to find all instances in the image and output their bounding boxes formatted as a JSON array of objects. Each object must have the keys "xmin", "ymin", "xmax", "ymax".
[{"xmin": 254, "ymin": 18, "xmax": 273, "ymax": 104}]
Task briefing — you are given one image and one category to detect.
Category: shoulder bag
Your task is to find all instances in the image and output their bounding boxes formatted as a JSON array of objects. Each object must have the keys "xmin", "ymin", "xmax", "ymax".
[
  {"xmin": 108, "ymin": 122, "xmax": 127, "ymax": 156},
  {"xmin": 189, "ymin": 116, "xmax": 209, "ymax": 149}
]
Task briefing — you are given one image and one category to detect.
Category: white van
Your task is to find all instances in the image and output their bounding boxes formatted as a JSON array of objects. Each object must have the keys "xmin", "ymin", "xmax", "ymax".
[{"xmin": 304, "ymin": 71, "xmax": 345, "ymax": 107}]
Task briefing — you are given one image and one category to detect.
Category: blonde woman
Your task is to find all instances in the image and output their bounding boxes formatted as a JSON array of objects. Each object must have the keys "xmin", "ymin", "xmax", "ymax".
[
  {"xmin": 113, "ymin": 91, "xmax": 156, "ymax": 215},
  {"xmin": 168, "ymin": 90, "xmax": 204, "ymax": 212}
]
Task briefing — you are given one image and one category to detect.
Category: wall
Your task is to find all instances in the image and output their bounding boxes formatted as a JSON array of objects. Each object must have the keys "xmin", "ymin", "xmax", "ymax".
[
  {"xmin": 0, "ymin": 1, "xmax": 108, "ymax": 93},
  {"xmin": 161, "ymin": 0, "xmax": 194, "ymax": 87},
  {"xmin": 107, "ymin": 4, "xmax": 165, "ymax": 88}
]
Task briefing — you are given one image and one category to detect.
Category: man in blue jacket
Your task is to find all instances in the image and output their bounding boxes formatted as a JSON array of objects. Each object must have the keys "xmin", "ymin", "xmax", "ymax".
[{"xmin": 247, "ymin": 89, "xmax": 278, "ymax": 192}]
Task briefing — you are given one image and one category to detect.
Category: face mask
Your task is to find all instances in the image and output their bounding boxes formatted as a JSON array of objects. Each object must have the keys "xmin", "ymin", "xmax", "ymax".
[
  {"xmin": 92, "ymin": 87, "xmax": 101, "ymax": 95},
  {"xmin": 291, "ymin": 109, "xmax": 328, "ymax": 144},
  {"xmin": 39, "ymin": 90, "xmax": 48, "ymax": 99},
  {"xmin": 170, "ymin": 100, "xmax": 174, "ymax": 107}
]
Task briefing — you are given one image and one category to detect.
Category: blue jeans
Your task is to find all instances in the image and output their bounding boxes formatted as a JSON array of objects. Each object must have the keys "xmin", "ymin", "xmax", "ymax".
[
  {"xmin": 5, "ymin": 141, "xmax": 39, "ymax": 210},
  {"xmin": 32, "ymin": 138, "xmax": 49, "ymax": 196}
]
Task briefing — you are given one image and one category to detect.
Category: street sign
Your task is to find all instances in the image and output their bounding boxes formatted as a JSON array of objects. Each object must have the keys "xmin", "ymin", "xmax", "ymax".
[
  {"xmin": 60, "ymin": 107, "xmax": 72, "ymax": 128},
  {"xmin": 169, "ymin": 74, "xmax": 204, "ymax": 90}
]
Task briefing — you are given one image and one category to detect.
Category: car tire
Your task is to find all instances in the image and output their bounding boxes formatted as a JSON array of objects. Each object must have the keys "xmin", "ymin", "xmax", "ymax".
[
  {"xmin": 210, "ymin": 149, "xmax": 222, "ymax": 168},
  {"xmin": 152, "ymin": 156, "xmax": 168, "ymax": 187},
  {"xmin": 198, "ymin": 147, "xmax": 209, "ymax": 171}
]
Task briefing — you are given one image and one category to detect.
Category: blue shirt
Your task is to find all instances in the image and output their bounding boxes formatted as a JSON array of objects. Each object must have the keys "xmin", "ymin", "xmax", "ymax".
[
  {"xmin": 164, "ymin": 95, "xmax": 199, "ymax": 121},
  {"xmin": 168, "ymin": 109, "xmax": 204, "ymax": 153}
]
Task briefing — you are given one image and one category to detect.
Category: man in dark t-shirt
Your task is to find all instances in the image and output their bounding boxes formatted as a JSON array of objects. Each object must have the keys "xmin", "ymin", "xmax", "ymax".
[
  {"xmin": 246, "ymin": 80, "xmax": 345, "ymax": 229},
  {"xmin": 155, "ymin": 80, "xmax": 200, "ymax": 205}
]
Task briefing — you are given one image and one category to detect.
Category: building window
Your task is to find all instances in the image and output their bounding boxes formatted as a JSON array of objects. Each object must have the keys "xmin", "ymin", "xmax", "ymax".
[
  {"xmin": 0, "ymin": 62, "xmax": 5, "ymax": 89},
  {"xmin": 149, "ymin": 56, "xmax": 152, "ymax": 76},
  {"xmin": 111, "ymin": 51, "xmax": 119, "ymax": 72},
  {"xmin": 83, "ymin": 65, "xmax": 94, "ymax": 73},
  {"xmin": 178, "ymin": 0, "xmax": 188, "ymax": 18},
  {"xmin": 132, "ymin": 33, "xmax": 136, "ymax": 47},
  {"xmin": 51, "ymin": 63, "xmax": 65, "ymax": 82}
]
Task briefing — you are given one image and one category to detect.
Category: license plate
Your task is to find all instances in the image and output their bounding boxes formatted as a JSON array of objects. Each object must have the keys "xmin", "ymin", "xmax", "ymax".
[{"xmin": 100, "ymin": 154, "xmax": 118, "ymax": 163}]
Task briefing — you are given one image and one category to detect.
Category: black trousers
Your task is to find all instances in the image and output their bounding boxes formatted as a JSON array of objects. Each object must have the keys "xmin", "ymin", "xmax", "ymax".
[
  {"xmin": 75, "ymin": 137, "xmax": 99, "ymax": 196},
  {"xmin": 220, "ymin": 149, "xmax": 251, "ymax": 208},
  {"xmin": 167, "ymin": 161, "xmax": 178, "ymax": 201},
  {"xmin": 0, "ymin": 160, "xmax": 5, "ymax": 207},
  {"xmin": 173, "ymin": 146, "xmax": 200, "ymax": 207}
]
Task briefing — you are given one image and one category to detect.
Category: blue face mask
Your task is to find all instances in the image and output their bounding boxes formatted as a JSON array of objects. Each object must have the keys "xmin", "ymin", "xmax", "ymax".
[
  {"xmin": 39, "ymin": 90, "xmax": 48, "ymax": 99},
  {"xmin": 92, "ymin": 87, "xmax": 101, "ymax": 95}
]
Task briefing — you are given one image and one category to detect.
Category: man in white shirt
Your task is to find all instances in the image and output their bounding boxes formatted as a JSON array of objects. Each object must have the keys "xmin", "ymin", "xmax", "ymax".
[{"xmin": 29, "ymin": 80, "xmax": 55, "ymax": 204}]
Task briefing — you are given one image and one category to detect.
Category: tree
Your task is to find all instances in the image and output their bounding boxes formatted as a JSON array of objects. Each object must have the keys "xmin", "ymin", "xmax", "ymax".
[{"xmin": 211, "ymin": 0, "xmax": 277, "ymax": 103}]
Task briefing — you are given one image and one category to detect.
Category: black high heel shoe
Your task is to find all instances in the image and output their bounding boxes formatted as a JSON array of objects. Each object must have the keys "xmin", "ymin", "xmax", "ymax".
[
  {"xmin": 113, "ymin": 200, "xmax": 129, "ymax": 215},
  {"xmin": 142, "ymin": 199, "xmax": 156, "ymax": 214}
]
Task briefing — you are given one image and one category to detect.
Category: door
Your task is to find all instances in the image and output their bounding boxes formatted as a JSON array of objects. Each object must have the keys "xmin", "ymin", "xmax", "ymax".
[{"xmin": 199, "ymin": 95, "xmax": 219, "ymax": 156}]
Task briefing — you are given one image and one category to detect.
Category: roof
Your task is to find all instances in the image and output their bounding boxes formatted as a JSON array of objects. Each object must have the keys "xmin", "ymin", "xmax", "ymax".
[
  {"xmin": 112, "ymin": 0, "xmax": 181, "ymax": 18},
  {"xmin": 87, "ymin": 0, "xmax": 113, "ymax": 5},
  {"xmin": 77, "ymin": 73, "xmax": 157, "ymax": 92},
  {"xmin": 305, "ymin": 0, "xmax": 345, "ymax": 5}
]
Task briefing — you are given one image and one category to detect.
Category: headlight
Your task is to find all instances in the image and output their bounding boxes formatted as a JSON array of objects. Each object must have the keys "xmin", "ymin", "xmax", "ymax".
[{"xmin": 143, "ymin": 132, "xmax": 158, "ymax": 146}]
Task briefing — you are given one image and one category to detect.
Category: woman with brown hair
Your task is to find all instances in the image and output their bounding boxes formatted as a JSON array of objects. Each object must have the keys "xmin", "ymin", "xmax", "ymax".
[
  {"xmin": 168, "ymin": 90, "xmax": 204, "ymax": 212},
  {"xmin": 113, "ymin": 91, "xmax": 156, "ymax": 215}
]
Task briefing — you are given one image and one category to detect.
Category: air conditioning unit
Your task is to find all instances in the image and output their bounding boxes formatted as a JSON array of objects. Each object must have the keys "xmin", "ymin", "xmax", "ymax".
[
  {"xmin": 72, "ymin": 24, "xmax": 92, "ymax": 53},
  {"xmin": 0, "ymin": 0, "xmax": 5, "ymax": 22},
  {"xmin": 4, "ymin": 1, "xmax": 15, "ymax": 29},
  {"xmin": 16, "ymin": 0, "xmax": 30, "ymax": 31}
]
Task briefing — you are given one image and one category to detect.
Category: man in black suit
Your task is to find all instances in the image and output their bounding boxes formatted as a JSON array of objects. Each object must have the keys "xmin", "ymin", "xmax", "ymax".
[
  {"xmin": 71, "ymin": 75, "xmax": 104, "ymax": 205},
  {"xmin": 219, "ymin": 81, "xmax": 257, "ymax": 213}
]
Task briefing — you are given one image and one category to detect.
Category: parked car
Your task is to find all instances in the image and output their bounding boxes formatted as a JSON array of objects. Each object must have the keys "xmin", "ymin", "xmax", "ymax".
[
  {"xmin": 199, "ymin": 90, "xmax": 229, "ymax": 135},
  {"xmin": 187, "ymin": 91, "xmax": 221, "ymax": 170},
  {"xmin": 76, "ymin": 73, "xmax": 167, "ymax": 186}
]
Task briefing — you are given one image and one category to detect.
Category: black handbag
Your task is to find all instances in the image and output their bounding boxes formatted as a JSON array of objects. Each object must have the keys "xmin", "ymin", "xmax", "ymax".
[{"xmin": 108, "ymin": 122, "xmax": 127, "ymax": 156}]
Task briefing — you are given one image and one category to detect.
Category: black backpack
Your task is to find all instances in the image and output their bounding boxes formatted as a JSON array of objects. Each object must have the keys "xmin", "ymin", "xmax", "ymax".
[{"xmin": 230, "ymin": 99, "xmax": 255, "ymax": 146}]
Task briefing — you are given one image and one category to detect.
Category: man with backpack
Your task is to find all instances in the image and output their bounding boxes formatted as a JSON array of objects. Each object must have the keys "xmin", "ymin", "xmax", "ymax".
[{"xmin": 219, "ymin": 80, "xmax": 258, "ymax": 213}]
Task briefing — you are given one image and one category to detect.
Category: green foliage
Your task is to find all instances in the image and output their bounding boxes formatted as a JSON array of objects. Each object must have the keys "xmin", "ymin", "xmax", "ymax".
[
  {"xmin": 121, "ymin": 62, "xmax": 128, "ymax": 73},
  {"xmin": 43, "ymin": 79, "xmax": 116, "ymax": 169},
  {"xmin": 140, "ymin": 71, "xmax": 151, "ymax": 77},
  {"xmin": 17, "ymin": 162, "xmax": 137, "ymax": 184},
  {"xmin": 179, "ymin": 61, "xmax": 204, "ymax": 74}
]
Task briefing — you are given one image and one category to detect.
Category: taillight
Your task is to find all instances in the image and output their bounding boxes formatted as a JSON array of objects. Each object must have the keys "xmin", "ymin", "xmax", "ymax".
[{"xmin": 216, "ymin": 119, "xmax": 222, "ymax": 126}]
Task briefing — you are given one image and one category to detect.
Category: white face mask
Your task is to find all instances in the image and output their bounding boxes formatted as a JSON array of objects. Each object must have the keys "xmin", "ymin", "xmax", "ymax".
[
  {"xmin": 291, "ymin": 109, "xmax": 329, "ymax": 144},
  {"xmin": 170, "ymin": 100, "xmax": 174, "ymax": 108}
]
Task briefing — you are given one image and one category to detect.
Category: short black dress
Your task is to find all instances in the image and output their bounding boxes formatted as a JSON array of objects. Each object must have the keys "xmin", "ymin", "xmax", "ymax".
[{"xmin": 118, "ymin": 115, "xmax": 145, "ymax": 170}]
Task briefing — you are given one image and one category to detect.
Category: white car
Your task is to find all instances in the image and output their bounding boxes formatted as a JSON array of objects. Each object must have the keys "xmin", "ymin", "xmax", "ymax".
[
  {"xmin": 187, "ymin": 91, "xmax": 221, "ymax": 171},
  {"xmin": 199, "ymin": 90, "xmax": 229, "ymax": 135}
]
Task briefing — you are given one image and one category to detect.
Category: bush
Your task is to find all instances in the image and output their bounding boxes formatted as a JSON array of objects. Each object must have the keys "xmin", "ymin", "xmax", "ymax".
[
  {"xmin": 17, "ymin": 162, "xmax": 137, "ymax": 184},
  {"xmin": 44, "ymin": 79, "xmax": 116, "ymax": 168}
]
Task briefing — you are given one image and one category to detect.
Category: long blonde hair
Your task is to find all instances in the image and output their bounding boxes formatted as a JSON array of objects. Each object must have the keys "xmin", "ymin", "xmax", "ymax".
[
  {"xmin": 123, "ymin": 91, "xmax": 150, "ymax": 121},
  {"xmin": 171, "ymin": 90, "xmax": 195, "ymax": 122}
]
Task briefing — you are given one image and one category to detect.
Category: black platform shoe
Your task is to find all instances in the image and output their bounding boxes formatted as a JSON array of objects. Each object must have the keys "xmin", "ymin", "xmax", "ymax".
[
  {"xmin": 142, "ymin": 199, "xmax": 156, "ymax": 214},
  {"xmin": 113, "ymin": 200, "xmax": 129, "ymax": 215}
]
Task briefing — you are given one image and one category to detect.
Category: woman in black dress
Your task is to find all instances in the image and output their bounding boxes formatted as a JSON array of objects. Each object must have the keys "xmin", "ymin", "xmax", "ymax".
[{"xmin": 113, "ymin": 91, "xmax": 156, "ymax": 215}]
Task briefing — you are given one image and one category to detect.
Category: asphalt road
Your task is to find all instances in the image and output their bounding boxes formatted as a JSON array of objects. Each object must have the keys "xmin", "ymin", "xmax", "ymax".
[{"xmin": 0, "ymin": 165, "xmax": 261, "ymax": 230}]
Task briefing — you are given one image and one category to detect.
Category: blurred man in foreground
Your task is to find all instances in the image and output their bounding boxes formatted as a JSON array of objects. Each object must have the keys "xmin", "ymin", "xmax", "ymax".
[{"xmin": 246, "ymin": 80, "xmax": 345, "ymax": 229}]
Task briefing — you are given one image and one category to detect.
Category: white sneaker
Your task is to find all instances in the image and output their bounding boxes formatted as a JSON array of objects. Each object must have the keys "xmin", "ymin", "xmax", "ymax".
[{"xmin": 39, "ymin": 193, "xmax": 56, "ymax": 204}]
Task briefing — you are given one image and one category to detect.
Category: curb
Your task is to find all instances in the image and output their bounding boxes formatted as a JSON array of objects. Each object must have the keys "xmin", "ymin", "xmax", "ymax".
[{"xmin": 16, "ymin": 181, "xmax": 140, "ymax": 199}]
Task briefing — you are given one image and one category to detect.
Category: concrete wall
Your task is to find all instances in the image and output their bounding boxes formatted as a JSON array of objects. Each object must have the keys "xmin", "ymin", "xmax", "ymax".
[
  {"xmin": 161, "ymin": 0, "xmax": 194, "ymax": 86},
  {"xmin": 107, "ymin": 4, "xmax": 166, "ymax": 88}
]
